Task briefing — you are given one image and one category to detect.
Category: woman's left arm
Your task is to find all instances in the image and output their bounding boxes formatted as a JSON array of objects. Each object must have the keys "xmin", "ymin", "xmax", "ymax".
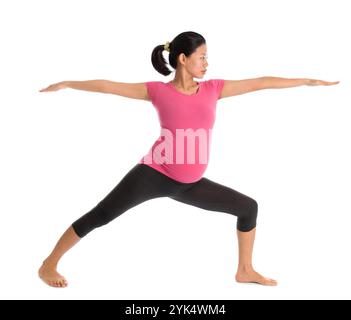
[
  {"xmin": 261, "ymin": 77, "xmax": 340, "ymax": 89},
  {"xmin": 219, "ymin": 77, "xmax": 340, "ymax": 99}
]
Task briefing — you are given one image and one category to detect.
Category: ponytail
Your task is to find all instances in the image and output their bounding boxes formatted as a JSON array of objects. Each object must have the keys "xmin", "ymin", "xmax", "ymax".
[{"xmin": 150, "ymin": 31, "xmax": 206, "ymax": 76}]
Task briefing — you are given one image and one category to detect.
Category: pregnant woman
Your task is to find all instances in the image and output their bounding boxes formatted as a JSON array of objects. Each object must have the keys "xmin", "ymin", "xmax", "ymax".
[{"xmin": 38, "ymin": 31, "xmax": 339, "ymax": 288}]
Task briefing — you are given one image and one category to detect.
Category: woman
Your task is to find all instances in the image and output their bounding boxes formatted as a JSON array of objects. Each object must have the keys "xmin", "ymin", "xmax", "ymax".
[{"xmin": 38, "ymin": 31, "xmax": 339, "ymax": 288}]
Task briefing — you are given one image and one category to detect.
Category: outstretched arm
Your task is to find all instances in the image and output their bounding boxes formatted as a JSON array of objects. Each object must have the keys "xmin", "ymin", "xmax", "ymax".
[
  {"xmin": 260, "ymin": 77, "xmax": 339, "ymax": 89},
  {"xmin": 39, "ymin": 80, "xmax": 149, "ymax": 101},
  {"xmin": 219, "ymin": 77, "xmax": 340, "ymax": 99}
]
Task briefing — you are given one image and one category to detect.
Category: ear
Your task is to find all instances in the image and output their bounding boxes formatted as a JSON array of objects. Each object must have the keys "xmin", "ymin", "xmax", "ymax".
[{"xmin": 178, "ymin": 53, "xmax": 187, "ymax": 66}]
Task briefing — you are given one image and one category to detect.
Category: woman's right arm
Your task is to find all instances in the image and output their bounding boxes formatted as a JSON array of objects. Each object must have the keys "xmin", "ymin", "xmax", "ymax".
[{"xmin": 39, "ymin": 80, "xmax": 150, "ymax": 101}]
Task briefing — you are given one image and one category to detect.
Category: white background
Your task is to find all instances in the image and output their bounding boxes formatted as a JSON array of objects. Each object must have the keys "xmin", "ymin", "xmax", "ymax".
[{"xmin": 1, "ymin": 0, "xmax": 350, "ymax": 300}]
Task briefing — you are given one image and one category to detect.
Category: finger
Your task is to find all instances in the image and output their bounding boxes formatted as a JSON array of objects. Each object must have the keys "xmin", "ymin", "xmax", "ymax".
[
  {"xmin": 40, "ymin": 85, "xmax": 55, "ymax": 92},
  {"xmin": 40, "ymin": 85, "xmax": 51, "ymax": 91}
]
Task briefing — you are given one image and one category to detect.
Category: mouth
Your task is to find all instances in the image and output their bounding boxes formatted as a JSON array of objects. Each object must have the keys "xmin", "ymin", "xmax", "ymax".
[{"xmin": 201, "ymin": 70, "xmax": 207, "ymax": 73}]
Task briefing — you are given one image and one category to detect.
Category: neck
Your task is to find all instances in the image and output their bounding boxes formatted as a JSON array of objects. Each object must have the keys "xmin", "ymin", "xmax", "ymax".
[{"xmin": 172, "ymin": 73, "xmax": 198, "ymax": 90}]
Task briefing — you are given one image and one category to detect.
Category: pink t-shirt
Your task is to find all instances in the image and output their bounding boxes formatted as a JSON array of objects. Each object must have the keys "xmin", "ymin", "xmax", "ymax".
[{"xmin": 138, "ymin": 79, "xmax": 225, "ymax": 183}]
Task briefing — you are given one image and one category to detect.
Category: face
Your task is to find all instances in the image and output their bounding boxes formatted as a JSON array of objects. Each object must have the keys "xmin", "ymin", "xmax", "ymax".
[{"xmin": 178, "ymin": 43, "xmax": 209, "ymax": 79}]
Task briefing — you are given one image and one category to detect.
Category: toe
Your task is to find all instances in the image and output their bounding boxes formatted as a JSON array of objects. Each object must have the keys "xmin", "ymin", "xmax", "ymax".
[
  {"xmin": 59, "ymin": 279, "xmax": 68, "ymax": 287},
  {"xmin": 267, "ymin": 279, "xmax": 277, "ymax": 286}
]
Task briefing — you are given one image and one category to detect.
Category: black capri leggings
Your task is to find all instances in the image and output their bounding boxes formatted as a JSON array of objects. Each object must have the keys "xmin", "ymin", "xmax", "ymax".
[{"xmin": 72, "ymin": 163, "xmax": 258, "ymax": 238}]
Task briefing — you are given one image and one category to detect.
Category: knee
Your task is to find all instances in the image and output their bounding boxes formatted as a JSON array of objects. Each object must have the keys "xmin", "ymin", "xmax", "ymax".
[
  {"xmin": 71, "ymin": 204, "xmax": 115, "ymax": 238},
  {"xmin": 250, "ymin": 198, "xmax": 258, "ymax": 220},
  {"xmin": 91, "ymin": 204, "xmax": 116, "ymax": 227},
  {"xmin": 246, "ymin": 198, "xmax": 258, "ymax": 224},
  {"xmin": 237, "ymin": 198, "xmax": 258, "ymax": 232}
]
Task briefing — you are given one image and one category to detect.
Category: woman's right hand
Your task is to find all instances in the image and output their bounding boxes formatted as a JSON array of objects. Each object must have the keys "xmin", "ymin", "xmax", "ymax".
[{"xmin": 39, "ymin": 81, "xmax": 68, "ymax": 92}]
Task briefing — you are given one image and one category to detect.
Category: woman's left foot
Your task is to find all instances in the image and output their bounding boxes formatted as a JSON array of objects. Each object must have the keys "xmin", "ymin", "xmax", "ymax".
[{"xmin": 235, "ymin": 268, "xmax": 277, "ymax": 286}]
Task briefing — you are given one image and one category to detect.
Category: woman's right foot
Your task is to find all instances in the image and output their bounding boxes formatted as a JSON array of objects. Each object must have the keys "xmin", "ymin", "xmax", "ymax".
[{"xmin": 38, "ymin": 261, "xmax": 68, "ymax": 288}]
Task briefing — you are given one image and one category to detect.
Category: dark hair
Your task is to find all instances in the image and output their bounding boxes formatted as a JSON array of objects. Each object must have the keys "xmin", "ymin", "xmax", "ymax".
[{"xmin": 151, "ymin": 31, "xmax": 206, "ymax": 76}]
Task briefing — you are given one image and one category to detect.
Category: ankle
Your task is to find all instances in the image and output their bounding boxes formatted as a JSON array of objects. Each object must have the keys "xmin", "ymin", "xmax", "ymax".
[
  {"xmin": 237, "ymin": 264, "xmax": 254, "ymax": 273},
  {"xmin": 42, "ymin": 258, "xmax": 58, "ymax": 269}
]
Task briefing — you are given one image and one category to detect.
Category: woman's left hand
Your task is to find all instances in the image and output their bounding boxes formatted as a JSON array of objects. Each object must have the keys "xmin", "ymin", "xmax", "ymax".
[{"xmin": 306, "ymin": 79, "xmax": 340, "ymax": 86}]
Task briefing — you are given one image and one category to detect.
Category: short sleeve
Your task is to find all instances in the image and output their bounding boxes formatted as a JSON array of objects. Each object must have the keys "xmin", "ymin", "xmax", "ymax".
[
  {"xmin": 145, "ymin": 81, "xmax": 160, "ymax": 104},
  {"xmin": 210, "ymin": 79, "xmax": 225, "ymax": 99}
]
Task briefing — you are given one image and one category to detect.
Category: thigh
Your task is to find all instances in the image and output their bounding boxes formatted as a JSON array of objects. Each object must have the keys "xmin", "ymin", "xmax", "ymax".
[
  {"xmin": 170, "ymin": 177, "xmax": 256, "ymax": 218},
  {"xmin": 97, "ymin": 163, "xmax": 184, "ymax": 213}
]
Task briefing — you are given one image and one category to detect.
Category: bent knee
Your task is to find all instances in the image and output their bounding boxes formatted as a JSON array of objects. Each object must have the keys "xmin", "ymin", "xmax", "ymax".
[
  {"xmin": 250, "ymin": 198, "xmax": 258, "ymax": 219},
  {"xmin": 245, "ymin": 198, "xmax": 258, "ymax": 224},
  {"xmin": 237, "ymin": 198, "xmax": 258, "ymax": 232}
]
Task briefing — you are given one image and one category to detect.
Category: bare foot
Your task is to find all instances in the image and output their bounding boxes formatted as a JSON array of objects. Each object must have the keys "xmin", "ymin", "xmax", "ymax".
[
  {"xmin": 235, "ymin": 268, "xmax": 277, "ymax": 286},
  {"xmin": 38, "ymin": 262, "xmax": 68, "ymax": 288}
]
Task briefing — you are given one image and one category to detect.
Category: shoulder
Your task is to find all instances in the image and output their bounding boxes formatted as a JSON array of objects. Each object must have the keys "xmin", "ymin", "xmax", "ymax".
[
  {"xmin": 206, "ymin": 78, "xmax": 225, "ymax": 87},
  {"xmin": 144, "ymin": 81, "xmax": 166, "ymax": 102},
  {"xmin": 202, "ymin": 79, "xmax": 225, "ymax": 99},
  {"xmin": 145, "ymin": 81, "xmax": 166, "ymax": 91}
]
